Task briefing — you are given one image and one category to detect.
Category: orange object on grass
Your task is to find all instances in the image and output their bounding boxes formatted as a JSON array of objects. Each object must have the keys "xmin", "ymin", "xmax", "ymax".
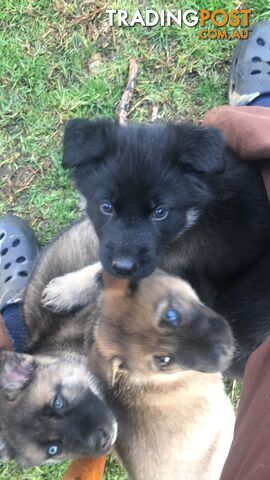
[{"xmin": 62, "ymin": 456, "xmax": 106, "ymax": 480}]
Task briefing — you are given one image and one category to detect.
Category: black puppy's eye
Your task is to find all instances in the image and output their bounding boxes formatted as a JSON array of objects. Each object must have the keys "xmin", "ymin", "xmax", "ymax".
[
  {"xmin": 152, "ymin": 206, "xmax": 168, "ymax": 221},
  {"xmin": 161, "ymin": 308, "xmax": 180, "ymax": 327},
  {"xmin": 100, "ymin": 201, "xmax": 113, "ymax": 216},
  {"xmin": 154, "ymin": 356, "xmax": 174, "ymax": 368},
  {"xmin": 47, "ymin": 443, "xmax": 61, "ymax": 457},
  {"xmin": 53, "ymin": 394, "xmax": 65, "ymax": 412}
]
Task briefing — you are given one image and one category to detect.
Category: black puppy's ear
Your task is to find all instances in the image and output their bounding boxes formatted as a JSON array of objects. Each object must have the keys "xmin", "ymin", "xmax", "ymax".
[
  {"xmin": 62, "ymin": 118, "xmax": 115, "ymax": 168},
  {"xmin": 0, "ymin": 352, "xmax": 36, "ymax": 401},
  {"xmin": 175, "ymin": 124, "xmax": 225, "ymax": 175}
]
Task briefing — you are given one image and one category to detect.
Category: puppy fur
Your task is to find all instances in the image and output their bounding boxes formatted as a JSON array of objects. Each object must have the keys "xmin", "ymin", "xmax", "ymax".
[
  {"xmin": 62, "ymin": 119, "xmax": 270, "ymax": 303},
  {"xmin": 216, "ymin": 250, "xmax": 270, "ymax": 378},
  {"xmin": 0, "ymin": 350, "xmax": 117, "ymax": 467},
  {"xmin": 32, "ymin": 220, "xmax": 234, "ymax": 480},
  {"xmin": 0, "ymin": 224, "xmax": 116, "ymax": 467},
  {"xmin": 61, "ymin": 119, "xmax": 270, "ymax": 377}
]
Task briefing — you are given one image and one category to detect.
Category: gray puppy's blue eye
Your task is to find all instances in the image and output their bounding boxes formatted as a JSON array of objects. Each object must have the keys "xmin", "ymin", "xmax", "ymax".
[
  {"xmin": 164, "ymin": 308, "xmax": 179, "ymax": 327},
  {"xmin": 53, "ymin": 394, "xmax": 65, "ymax": 411},
  {"xmin": 100, "ymin": 201, "xmax": 113, "ymax": 216},
  {"xmin": 47, "ymin": 444, "xmax": 59, "ymax": 457}
]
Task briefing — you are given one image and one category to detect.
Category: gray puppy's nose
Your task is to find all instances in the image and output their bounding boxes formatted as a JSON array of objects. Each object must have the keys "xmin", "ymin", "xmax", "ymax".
[
  {"xmin": 111, "ymin": 257, "xmax": 137, "ymax": 276},
  {"xmin": 95, "ymin": 426, "xmax": 111, "ymax": 453}
]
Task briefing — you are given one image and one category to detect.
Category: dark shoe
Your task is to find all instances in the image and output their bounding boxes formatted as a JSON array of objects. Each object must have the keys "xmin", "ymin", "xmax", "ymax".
[
  {"xmin": 229, "ymin": 21, "xmax": 270, "ymax": 105},
  {"xmin": 0, "ymin": 215, "xmax": 39, "ymax": 312}
]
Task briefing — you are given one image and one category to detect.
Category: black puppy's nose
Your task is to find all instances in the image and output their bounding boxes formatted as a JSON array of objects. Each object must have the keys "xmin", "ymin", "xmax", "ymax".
[
  {"xmin": 95, "ymin": 427, "xmax": 110, "ymax": 452},
  {"xmin": 111, "ymin": 257, "xmax": 137, "ymax": 276}
]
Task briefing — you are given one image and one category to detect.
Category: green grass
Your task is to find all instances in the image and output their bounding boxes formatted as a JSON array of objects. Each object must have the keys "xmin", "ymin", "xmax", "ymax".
[
  {"xmin": 0, "ymin": 456, "xmax": 128, "ymax": 480},
  {"xmin": 0, "ymin": 0, "xmax": 268, "ymax": 478},
  {"xmin": 1, "ymin": 0, "xmax": 267, "ymax": 243}
]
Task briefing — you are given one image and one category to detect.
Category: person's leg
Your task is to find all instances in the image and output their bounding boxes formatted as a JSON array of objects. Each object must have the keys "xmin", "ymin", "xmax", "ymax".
[
  {"xmin": 220, "ymin": 336, "xmax": 270, "ymax": 480},
  {"xmin": 0, "ymin": 215, "xmax": 39, "ymax": 352},
  {"xmin": 206, "ymin": 21, "xmax": 270, "ymax": 479}
]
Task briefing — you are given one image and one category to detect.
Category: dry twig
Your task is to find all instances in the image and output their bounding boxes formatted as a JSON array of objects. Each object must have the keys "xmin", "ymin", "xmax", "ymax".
[
  {"xmin": 116, "ymin": 59, "xmax": 138, "ymax": 125},
  {"xmin": 151, "ymin": 106, "xmax": 159, "ymax": 123}
]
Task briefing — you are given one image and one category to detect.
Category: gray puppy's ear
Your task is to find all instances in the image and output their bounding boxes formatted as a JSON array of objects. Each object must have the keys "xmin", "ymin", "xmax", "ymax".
[
  {"xmin": 0, "ymin": 352, "xmax": 37, "ymax": 401},
  {"xmin": 62, "ymin": 118, "xmax": 116, "ymax": 168}
]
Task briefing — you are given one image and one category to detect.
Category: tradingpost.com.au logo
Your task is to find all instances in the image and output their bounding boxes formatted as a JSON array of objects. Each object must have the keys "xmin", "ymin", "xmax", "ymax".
[{"xmin": 106, "ymin": 9, "xmax": 252, "ymax": 40}]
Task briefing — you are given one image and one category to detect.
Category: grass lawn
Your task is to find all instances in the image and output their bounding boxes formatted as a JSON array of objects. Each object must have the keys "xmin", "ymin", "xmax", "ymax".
[{"xmin": 0, "ymin": 0, "xmax": 269, "ymax": 478}]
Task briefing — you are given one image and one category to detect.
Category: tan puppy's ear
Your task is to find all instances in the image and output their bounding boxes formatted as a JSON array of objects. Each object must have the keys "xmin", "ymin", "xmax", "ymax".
[
  {"xmin": 0, "ymin": 352, "xmax": 37, "ymax": 401},
  {"xmin": 91, "ymin": 346, "xmax": 126, "ymax": 388},
  {"xmin": 111, "ymin": 357, "xmax": 126, "ymax": 387}
]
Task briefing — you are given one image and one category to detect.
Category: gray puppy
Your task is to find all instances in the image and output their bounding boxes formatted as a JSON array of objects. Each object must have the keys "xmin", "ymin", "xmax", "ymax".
[
  {"xmin": 0, "ymin": 350, "xmax": 117, "ymax": 467},
  {"xmin": 0, "ymin": 219, "xmax": 116, "ymax": 467}
]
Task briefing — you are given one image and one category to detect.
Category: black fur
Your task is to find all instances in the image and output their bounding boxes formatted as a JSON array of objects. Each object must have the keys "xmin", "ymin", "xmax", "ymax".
[
  {"xmin": 216, "ymin": 251, "xmax": 270, "ymax": 377},
  {"xmin": 63, "ymin": 119, "xmax": 270, "ymax": 300},
  {"xmin": 63, "ymin": 119, "xmax": 270, "ymax": 376}
]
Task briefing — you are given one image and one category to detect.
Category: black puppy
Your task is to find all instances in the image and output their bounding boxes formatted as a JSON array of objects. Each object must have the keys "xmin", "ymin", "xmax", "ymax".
[{"xmin": 62, "ymin": 119, "xmax": 270, "ymax": 305}]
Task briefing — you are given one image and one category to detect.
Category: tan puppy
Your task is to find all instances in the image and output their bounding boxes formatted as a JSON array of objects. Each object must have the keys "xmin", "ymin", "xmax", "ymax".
[{"xmin": 43, "ymin": 258, "xmax": 235, "ymax": 480}]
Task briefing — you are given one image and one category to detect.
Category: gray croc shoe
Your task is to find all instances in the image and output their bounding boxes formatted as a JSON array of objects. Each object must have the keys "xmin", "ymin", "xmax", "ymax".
[
  {"xmin": 229, "ymin": 21, "xmax": 270, "ymax": 105},
  {"xmin": 0, "ymin": 215, "xmax": 39, "ymax": 312}
]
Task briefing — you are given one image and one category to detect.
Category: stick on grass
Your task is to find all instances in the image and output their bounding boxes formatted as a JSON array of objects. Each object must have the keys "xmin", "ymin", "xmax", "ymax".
[{"xmin": 116, "ymin": 58, "xmax": 138, "ymax": 125}]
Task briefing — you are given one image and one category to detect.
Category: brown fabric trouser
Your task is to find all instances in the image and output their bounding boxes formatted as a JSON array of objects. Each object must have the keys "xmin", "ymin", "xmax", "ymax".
[
  {"xmin": 220, "ymin": 336, "xmax": 270, "ymax": 480},
  {"xmin": 204, "ymin": 106, "xmax": 270, "ymax": 479}
]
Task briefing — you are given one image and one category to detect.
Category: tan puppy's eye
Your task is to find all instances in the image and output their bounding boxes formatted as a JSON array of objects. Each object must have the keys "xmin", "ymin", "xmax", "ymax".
[
  {"xmin": 161, "ymin": 308, "xmax": 180, "ymax": 328},
  {"xmin": 154, "ymin": 356, "xmax": 174, "ymax": 368}
]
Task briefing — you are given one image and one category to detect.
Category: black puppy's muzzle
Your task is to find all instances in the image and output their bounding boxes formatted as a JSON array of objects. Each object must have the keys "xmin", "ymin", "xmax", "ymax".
[{"xmin": 111, "ymin": 257, "xmax": 138, "ymax": 277}]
